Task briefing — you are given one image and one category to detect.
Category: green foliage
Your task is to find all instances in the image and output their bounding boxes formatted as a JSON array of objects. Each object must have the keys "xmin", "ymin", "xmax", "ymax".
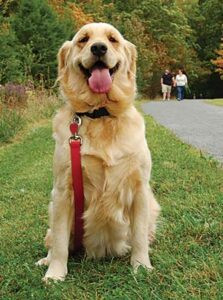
[
  {"xmin": 183, "ymin": 0, "xmax": 223, "ymax": 97},
  {"xmin": 10, "ymin": 0, "xmax": 74, "ymax": 86},
  {"xmin": 197, "ymin": 0, "xmax": 223, "ymax": 63},
  {"xmin": 0, "ymin": 17, "xmax": 24, "ymax": 84}
]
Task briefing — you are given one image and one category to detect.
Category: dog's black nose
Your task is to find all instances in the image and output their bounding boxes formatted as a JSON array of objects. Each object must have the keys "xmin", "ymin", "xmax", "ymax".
[{"xmin": 91, "ymin": 42, "xmax": 107, "ymax": 57}]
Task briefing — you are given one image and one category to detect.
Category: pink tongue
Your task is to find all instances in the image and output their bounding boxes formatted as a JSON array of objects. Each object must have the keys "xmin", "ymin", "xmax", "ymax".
[{"xmin": 88, "ymin": 68, "xmax": 112, "ymax": 93}]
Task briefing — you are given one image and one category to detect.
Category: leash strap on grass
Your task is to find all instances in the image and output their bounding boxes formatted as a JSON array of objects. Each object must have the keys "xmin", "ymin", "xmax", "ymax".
[{"xmin": 69, "ymin": 116, "xmax": 84, "ymax": 251}]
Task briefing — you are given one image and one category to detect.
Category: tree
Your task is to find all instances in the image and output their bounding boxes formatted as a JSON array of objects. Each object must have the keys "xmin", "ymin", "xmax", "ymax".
[
  {"xmin": 10, "ymin": 0, "xmax": 74, "ymax": 86},
  {"xmin": 212, "ymin": 39, "xmax": 223, "ymax": 80},
  {"xmin": 0, "ymin": 17, "xmax": 24, "ymax": 84},
  {"xmin": 188, "ymin": 0, "xmax": 223, "ymax": 97},
  {"xmin": 196, "ymin": 0, "xmax": 223, "ymax": 64}
]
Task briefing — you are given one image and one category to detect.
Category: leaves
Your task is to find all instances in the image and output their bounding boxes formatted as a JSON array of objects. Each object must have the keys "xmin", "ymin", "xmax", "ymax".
[{"xmin": 212, "ymin": 39, "xmax": 223, "ymax": 79}]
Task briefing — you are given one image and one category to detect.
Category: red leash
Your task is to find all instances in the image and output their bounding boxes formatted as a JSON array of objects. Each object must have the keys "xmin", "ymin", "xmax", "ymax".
[{"xmin": 69, "ymin": 115, "xmax": 84, "ymax": 251}]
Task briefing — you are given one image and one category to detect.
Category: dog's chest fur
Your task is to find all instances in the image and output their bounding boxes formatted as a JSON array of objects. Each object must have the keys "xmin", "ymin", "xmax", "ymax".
[{"xmin": 80, "ymin": 114, "xmax": 140, "ymax": 241}]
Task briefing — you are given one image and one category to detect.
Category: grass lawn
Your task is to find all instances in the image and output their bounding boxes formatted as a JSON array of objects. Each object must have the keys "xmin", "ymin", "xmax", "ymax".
[
  {"xmin": 0, "ymin": 114, "xmax": 223, "ymax": 300},
  {"xmin": 204, "ymin": 99, "xmax": 223, "ymax": 107}
]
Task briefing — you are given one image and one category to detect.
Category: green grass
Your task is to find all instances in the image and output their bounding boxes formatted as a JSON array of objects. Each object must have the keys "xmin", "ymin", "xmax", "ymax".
[
  {"xmin": 0, "ymin": 114, "xmax": 223, "ymax": 300},
  {"xmin": 204, "ymin": 99, "xmax": 223, "ymax": 107}
]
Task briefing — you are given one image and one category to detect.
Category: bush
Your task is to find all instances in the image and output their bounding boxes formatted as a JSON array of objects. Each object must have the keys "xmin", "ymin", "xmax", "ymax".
[
  {"xmin": 25, "ymin": 89, "xmax": 61, "ymax": 121},
  {"xmin": 0, "ymin": 107, "xmax": 25, "ymax": 143},
  {"xmin": 0, "ymin": 83, "xmax": 27, "ymax": 105}
]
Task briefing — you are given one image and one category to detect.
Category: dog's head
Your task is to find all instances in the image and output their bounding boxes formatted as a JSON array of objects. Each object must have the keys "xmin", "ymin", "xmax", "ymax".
[{"xmin": 57, "ymin": 23, "xmax": 137, "ymax": 114}]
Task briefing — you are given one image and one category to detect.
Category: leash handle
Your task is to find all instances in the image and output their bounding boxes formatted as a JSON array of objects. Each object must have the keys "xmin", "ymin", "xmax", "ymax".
[{"xmin": 69, "ymin": 116, "xmax": 84, "ymax": 251}]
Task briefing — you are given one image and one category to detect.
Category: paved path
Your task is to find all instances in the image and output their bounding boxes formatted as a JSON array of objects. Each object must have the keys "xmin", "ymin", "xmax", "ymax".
[{"xmin": 142, "ymin": 100, "xmax": 223, "ymax": 162}]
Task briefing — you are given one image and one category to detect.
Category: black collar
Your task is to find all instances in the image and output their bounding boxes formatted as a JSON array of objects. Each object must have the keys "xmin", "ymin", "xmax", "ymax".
[{"xmin": 76, "ymin": 107, "xmax": 110, "ymax": 119}]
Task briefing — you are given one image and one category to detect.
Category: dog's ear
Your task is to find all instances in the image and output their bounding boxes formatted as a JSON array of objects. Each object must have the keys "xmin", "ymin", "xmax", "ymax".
[
  {"xmin": 124, "ymin": 41, "xmax": 137, "ymax": 77},
  {"xmin": 57, "ymin": 41, "xmax": 72, "ymax": 78}
]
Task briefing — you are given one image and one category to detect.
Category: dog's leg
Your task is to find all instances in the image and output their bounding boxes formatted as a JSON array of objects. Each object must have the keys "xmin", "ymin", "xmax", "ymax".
[
  {"xmin": 130, "ymin": 184, "xmax": 159, "ymax": 272},
  {"xmin": 43, "ymin": 188, "xmax": 72, "ymax": 281},
  {"xmin": 36, "ymin": 229, "xmax": 52, "ymax": 266},
  {"xmin": 36, "ymin": 202, "xmax": 53, "ymax": 267},
  {"xmin": 147, "ymin": 187, "xmax": 160, "ymax": 243}
]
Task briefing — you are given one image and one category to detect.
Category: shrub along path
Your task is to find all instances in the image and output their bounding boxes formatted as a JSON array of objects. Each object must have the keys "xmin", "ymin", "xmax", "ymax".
[
  {"xmin": 0, "ymin": 115, "xmax": 222, "ymax": 299},
  {"xmin": 142, "ymin": 99, "xmax": 223, "ymax": 162}
]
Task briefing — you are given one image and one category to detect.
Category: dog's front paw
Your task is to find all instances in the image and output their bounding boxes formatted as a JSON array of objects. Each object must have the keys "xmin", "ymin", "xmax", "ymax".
[
  {"xmin": 43, "ymin": 261, "xmax": 67, "ymax": 282},
  {"xmin": 130, "ymin": 253, "xmax": 153, "ymax": 273}
]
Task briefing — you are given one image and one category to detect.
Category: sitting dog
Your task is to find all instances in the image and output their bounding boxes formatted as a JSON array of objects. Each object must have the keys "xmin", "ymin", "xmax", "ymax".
[{"xmin": 37, "ymin": 23, "xmax": 160, "ymax": 281}]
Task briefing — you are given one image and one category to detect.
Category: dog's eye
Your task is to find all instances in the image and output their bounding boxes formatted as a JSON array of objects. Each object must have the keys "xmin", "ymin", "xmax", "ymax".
[
  {"xmin": 79, "ymin": 36, "xmax": 89, "ymax": 43},
  {"xmin": 109, "ymin": 36, "xmax": 118, "ymax": 43}
]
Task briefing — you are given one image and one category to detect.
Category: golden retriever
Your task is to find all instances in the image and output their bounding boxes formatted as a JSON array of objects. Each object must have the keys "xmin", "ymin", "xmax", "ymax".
[{"xmin": 36, "ymin": 22, "xmax": 160, "ymax": 281}]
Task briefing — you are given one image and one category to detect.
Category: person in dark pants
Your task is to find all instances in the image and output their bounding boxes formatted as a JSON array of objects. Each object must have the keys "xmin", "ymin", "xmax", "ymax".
[
  {"xmin": 161, "ymin": 69, "xmax": 174, "ymax": 101},
  {"xmin": 175, "ymin": 69, "xmax": 188, "ymax": 101}
]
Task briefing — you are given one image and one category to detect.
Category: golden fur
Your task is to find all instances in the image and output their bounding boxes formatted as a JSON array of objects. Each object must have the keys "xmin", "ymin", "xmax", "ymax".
[{"xmin": 36, "ymin": 23, "xmax": 160, "ymax": 281}]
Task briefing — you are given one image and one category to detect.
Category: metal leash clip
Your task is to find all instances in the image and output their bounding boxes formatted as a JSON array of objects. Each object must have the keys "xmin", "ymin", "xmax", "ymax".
[
  {"xmin": 69, "ymin": 115, "xmax": 82, "ymax": 145},
  {"xmin": 69, "ymin": 133, "xmax": 83, "ymax": 145},
  {"xmin": 73, "ymin": 115, "xmax": 82, "ymax": 127}
]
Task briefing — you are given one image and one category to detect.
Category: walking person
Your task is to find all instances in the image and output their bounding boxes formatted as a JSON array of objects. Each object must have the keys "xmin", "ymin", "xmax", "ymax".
[
  {"xmin": 161, "ymin": 69, "xmax": 174, "ymax": 101},
  {"xmin": 175, "ymin": 69, "xmax": 188, "ymax": 101}
]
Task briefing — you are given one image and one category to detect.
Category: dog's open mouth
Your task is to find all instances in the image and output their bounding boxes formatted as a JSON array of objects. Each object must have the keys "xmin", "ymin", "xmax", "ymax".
[{"xmin": 79, "ymin": 61, "xmax": 119, "ymax": 94}]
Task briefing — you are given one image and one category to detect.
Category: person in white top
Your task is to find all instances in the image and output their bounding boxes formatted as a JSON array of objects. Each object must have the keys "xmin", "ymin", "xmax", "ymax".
[{"xmin": 175, "ymin": 69, "xmax": 188, "ymax": 101}]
